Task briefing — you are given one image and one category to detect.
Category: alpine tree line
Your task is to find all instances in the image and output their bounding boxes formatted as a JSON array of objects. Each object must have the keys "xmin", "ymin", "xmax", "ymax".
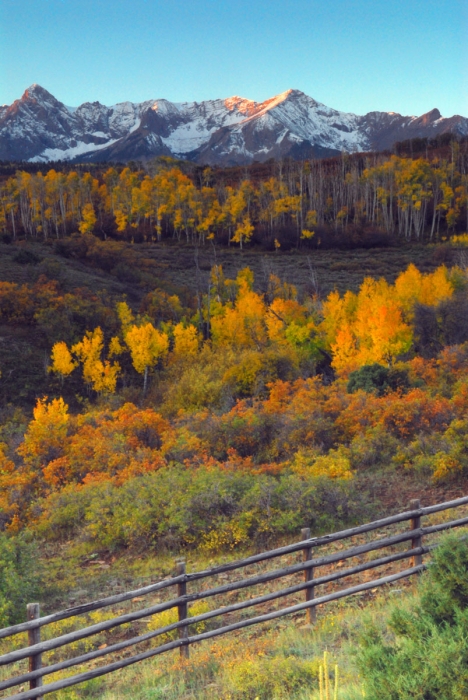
[{"xmin": 0, "ymin": 144, "xmax": 467, "ymax": 248}]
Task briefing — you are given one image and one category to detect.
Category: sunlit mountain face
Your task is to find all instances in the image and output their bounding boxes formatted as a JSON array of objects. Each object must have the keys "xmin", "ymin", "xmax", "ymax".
[{"xmin": 1, "ymin": 84, "xmax": 467, "ymax": 165}]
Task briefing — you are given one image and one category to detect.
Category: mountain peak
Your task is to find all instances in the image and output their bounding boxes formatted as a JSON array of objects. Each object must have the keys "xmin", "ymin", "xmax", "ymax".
[
  {"xmin": 23, "ymin": 84, "xmax": 48, "ymax": 97},
  {"xmin": 1, "ymin": 86, "xmax": 466, "ymax": 165},
  {"xmin": 423, "ymin": 107, "xmax": 442, "ymax": 122},
  {"xmin": 272, "ymin": 88, "xmax": 305, "ymax": 102},
  {"xmin": 223, "ymin": 95, "xmax": 258, "ymax": 117},
  {"xmin": 257, "ymin": 89, "xmax": 316, "ymax": 115},
  {"xmin": 22, "ymin": 84, "xmax": 60, "ymax": 105},
  {"xmin": 283, "ymin": 88, "xmax": 305, "ymax": 98}
]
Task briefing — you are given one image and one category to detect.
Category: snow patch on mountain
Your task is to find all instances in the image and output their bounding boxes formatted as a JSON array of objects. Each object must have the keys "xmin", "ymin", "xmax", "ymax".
[
  {"xmin": 162, "ymin": 121, "xmax": 216, "ymax": 154},
  {"xmin": 108, "ymin": 101, "xmax": 148, "ymax": 134},
  {"xmin": 29, "ymin": 139, "xmax": 119, "ymax": 162}
]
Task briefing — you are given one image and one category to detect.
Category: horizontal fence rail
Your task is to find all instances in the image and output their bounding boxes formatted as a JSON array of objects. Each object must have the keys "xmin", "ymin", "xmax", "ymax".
[{"xmin": 0, "ymin": 495, "xmax": 467, "ymax": 699}]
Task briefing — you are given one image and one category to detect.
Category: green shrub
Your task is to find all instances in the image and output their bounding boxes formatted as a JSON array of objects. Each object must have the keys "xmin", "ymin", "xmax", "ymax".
[
  {"xmin": 13, "ymin": 249, "xmax": 41, "ymax": 265},
  {"xmin": 225, "ymin": 654, "xmax": 320, "ymax": 699},
  {"xmin": 111, "ymin": 263, "xmax": 142, "ymax": 284},
  {"xmin": 349, "ymin": 425, "xmax": 399, "ymax": 470},
  {"xmin": 357, "ymin": 533, "xmax": 468, "ymax": 699},
  {"xmin": 0, "ymin": 533, "xmax": 42, "ymax": 626},
  {"xmin": 347, "ymin": 363, "xmax": 409, "ymax": 396},
  {"xmin": 36, "ymin": 466, "xmax": 361, "ymax": 553}
]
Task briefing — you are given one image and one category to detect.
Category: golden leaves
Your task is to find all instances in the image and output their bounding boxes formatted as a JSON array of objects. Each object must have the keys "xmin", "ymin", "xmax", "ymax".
[
  {"xmin": 50, "ymin": 329, "xmax": 121, "ymax": 394},
  {"xmin": 231, "ymin": 216, "xmax": 254, "ymax": 249},
  {"xmin": 322, "ymin": 264, "xmax": 455, "ymax": 374},
  {"xmin": 72, "ymin": 327, "xmax": 121, "ymax": 394},
  {"xmin": 124, "ymin": 323, "xmax": 169, "ymax": 374},
  {"xmin": 50, "ymin": 341, "xmax": 77, "ymax": 377},
  {"xmin": 78, "ymin": 203, "xmax": 97, "ymax": 234},
  {"xmin": 18, "ymin": 397, "xmax": 69, "ymax": 464},
  {"xmin": 173, "ymin": 323, "xmax": 200, "ymax": 357}
]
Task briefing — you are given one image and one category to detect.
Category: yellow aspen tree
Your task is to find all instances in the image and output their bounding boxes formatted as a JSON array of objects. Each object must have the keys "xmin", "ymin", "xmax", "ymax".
[
  {"xmin": 224, "ymin": 187, "xmax": 247, "ymax": 242},
  {"xmin": 211, "ymin": 290, "xmax": 266, "ymax": 348},
  {"xmin": 0, "ymin": 202, "xmax": 7, "ymax": 234},
  {"xmin": 72, "ymin": 327, "xmax": 120, "ymax": 394},
  {"xmin": 394, "ymin": 263, "xmax": 424, "ymax": 317},
  {"xmin": 72, "ymin": 327, "xmax": 103, "ymax": 372},
  {"xmin": 173, "ymin": 323, "xmax": 199, "ymax": 357},
  {"xmin": 323, "ymin": 278, "xmax": 412, "ymax": 373},
  {"xmin": 352, "ymin": 277, "xmax": 412, "ymax": 368},
  {"xmin": 419, "ymin": 266, "xmax": 453, "ymax": 306},
  {"xmin": 395, "ymin": 264, "xmax": 454, "ymax": 318},
  {"xmin": 236, "ymin": 267, "xmax": 255, "ymax": 295},
  {"xmin": 90, "ymin": 361, "xmax": 120, "ymax": 394},
  {"xmin": 124, "ymin": 323, "xmax": 169, "ymax": 392},
  {"xmin": 18, "ymin": 397, "xmax": 69, "ymax": 466},
  {"xmin": 114, "ymin": 210, "xmax": 128, "ymax": 233},
  {"xmin": 3, "ymin": 178, "xmax": 19, "ymax": 239},
  {"xmin": 108, "ymin": 336, "xmax": 125, "ymax": 357},
  {"xmin": 354, "ymin": 300, "xmax": 412, "ymax": 367},
  {"xmin": 231, "ymin": 216, "xmax": 254, "ymax": 249},
  {"xmin": 210, "ymin": 268, "xmax": 267, "ymax": 348},
  {"xmin": 321, "ymin": 289, "xmax": 358, "ymax": 349},
  {"xmin": 266, "ymin": 298, "xmax": 308, "ymax": 344},
  {"xmin": 78, "ymin": 203, "xmax": 97, "ymax": 234},
  {"xmin": 50, "ymin": 341, "xmax": 77, "ymax": 381},
  {"xmin": 116, "ymin": 301, "xmax": 135, "ymax": 333},
  {"xmin": 98, "ymin": 183, "xmax": 110, "ymax": 216},
  {"xmin": 330, "ymin": 324, "xmax": 358, "ymax": 373},
  {"xmin": 44, "ymin": 169, "xmax": 63, "ymax": 238}
]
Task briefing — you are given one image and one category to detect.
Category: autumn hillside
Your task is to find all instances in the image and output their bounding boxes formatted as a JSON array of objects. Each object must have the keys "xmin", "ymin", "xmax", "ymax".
[
  {"xmin": 0, "ymin": 143, "xmax": 466, "ymax": 505},
  {"xmin": 1, "ymin": 239, "xmax": 468, "ymax": 698},
  {"xmin": 0, "ymin": 147, "xmax": 468, "ymax": 696},
  {"xmin": 0, "ymin": 146, "xmax": 468, "ymax": 546}
]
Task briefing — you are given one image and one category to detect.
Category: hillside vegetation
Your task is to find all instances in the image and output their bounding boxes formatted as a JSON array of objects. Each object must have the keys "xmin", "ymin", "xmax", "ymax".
[
  {"xmin": 1, "ymin": 140, "xmax": 467, "ymax": 249},
  {"xmin": 1, "ymin": 245, "xmax": 468, "ymax": 547},
  {"xmin": 1, "ymin": 151, "xmax": 468, "ymax": 697}
]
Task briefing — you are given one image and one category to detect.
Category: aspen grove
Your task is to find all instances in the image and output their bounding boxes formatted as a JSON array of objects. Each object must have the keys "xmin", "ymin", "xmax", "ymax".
[{"xmin": 1, "ymin": 146, "xmax": 467, "ymax": 246}]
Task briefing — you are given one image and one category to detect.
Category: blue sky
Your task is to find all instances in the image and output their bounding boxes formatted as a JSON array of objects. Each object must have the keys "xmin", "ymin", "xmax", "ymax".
[{"xmin": 1, "ymin": 0, "xmax": 466, "ymax": 116}]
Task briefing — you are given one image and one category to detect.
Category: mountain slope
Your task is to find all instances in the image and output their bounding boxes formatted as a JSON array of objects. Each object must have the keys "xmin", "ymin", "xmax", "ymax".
[{"xmin": 1, "ymin": 85, "xmax": 467, "ymax": 165}]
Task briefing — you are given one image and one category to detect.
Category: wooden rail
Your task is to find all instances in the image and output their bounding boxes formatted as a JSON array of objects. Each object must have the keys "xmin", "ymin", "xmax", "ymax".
[{"xmin": 0, "ymin": 494, "xmax": 467, "ymax": 699}]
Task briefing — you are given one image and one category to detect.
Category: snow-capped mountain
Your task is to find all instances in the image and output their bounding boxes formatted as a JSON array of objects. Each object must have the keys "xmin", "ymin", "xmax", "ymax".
[{"xmin": 1, "ymin": 85, "xmax": 467, "ymax": 165}]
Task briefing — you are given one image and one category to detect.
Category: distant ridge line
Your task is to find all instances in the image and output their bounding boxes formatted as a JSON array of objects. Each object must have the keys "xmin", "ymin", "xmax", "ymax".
[{"xmin": 1, "ymin": 84, "xmax": 467, "ymax": 165}]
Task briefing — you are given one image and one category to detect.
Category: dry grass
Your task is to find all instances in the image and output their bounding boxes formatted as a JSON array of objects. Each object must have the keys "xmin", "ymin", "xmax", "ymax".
[
  {"xmin": 2, "ymin": 514, "xmax": 467, "ymax": 699},
  {"xmin": 0, "ymin": 240, "xmax": 445, "ymax": 302}
]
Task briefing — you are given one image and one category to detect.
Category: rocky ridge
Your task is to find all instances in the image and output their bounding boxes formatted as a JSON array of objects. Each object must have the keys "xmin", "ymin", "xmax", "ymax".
[{"xmin": 1, "ymin": 85, "xmax": 467, "ymax": 165}]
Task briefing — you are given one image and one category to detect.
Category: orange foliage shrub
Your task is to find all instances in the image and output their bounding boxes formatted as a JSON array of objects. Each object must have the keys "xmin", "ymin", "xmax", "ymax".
[
  {"xmin": 378, "ymin": 389, "xmax": 453, "ymax": 438},
  {"xmin": 336, "ymin": 389, "xmax": 453, "ymax": 440},
  {"xmin": 0, "ymin": 401, "xmax": 178, "ymax": 526},
  {"xmin": 64, "ymin": 404, "xmax": 172, "ymax": 483}
]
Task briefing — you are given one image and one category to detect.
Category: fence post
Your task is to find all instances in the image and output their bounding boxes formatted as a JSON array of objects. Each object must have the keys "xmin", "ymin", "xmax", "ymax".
[
  {"xmin": 176, "ymin": 560, "xmax": 189, "ymax": 659},
  {"xmin": 409, "ymin": 499, "xmax": 423, "ymax": 567},
  {"xmin": 27, "ymin": 602, "xmax": 43, "ymax": 699},
  {"xmin": 301, "ymin": 527, "xmax": 316, "ymax": 624}
]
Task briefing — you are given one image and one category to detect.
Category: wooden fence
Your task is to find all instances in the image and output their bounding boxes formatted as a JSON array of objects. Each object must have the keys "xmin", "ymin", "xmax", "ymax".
[{"xmin": 0, "ymin": 494, "xmax": 468, "ymax": 699}]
